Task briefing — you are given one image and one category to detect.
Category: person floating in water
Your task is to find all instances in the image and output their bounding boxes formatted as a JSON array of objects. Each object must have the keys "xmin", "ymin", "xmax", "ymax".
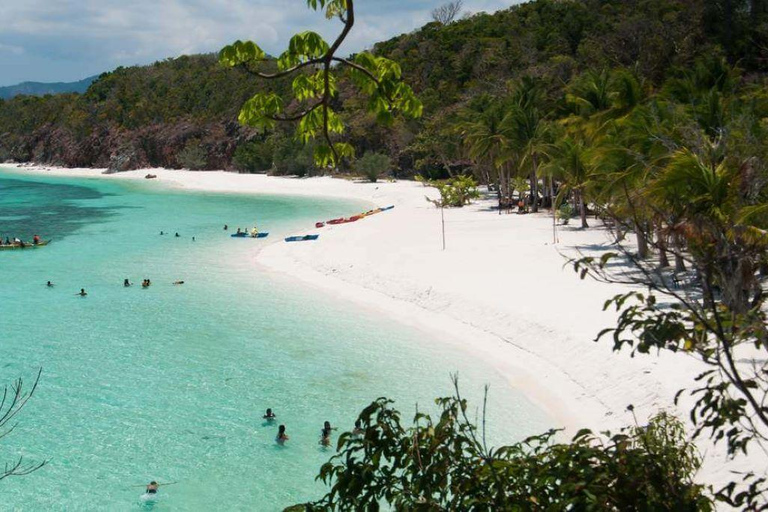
[
  {"xmin": 146, "ymin": 481, "xmax": 159, "ymax": 494},
  {"xmin": 46, "ymin": 281, "xmax": 54, "ymax": 287},
  {"xmin": 77, "ymin": 288, "xmax": 87, "ymax": 297},
  {"xmin": 263, "ymin": 408, "xmax": 276, "ymax": 421},
  {"xmin": 173, "ymin": 280, "xmax": 184, "ymax": 285},
  {"xmin": 124, "ymin": 278, "xmax": 132, "ymax": 287},
  {"xmin": 276, "ymin": 424, "xmax": 289, "ymax": 445}
]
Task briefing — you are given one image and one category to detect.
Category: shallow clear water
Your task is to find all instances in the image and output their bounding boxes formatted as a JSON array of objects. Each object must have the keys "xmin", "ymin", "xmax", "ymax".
[{"xmin": 0, "ymin": 169, "xmax": 551, "ymax": 510}]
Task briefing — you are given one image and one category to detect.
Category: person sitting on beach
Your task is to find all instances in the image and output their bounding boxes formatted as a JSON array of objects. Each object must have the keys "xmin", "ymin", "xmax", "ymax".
[
  {"xmin": 276, "ymin": 424, "xmax": 289, "ymax": 445},
  {"xmin": 124, "ymin": 278, "xmax": 132, "ymax": 287},
  {"xmin": 146, "ymin": 481, "xmax": 159, "ymax": 494},
  {"xmin": 263, "ymin": 408, "xmax": 276, "ymax": 421},
  {"xmin": 77, "ymin": 288, "xmax": 87, "ymax": 297},
  {"xmin": 46, "ymin": 281, "xmax": 54, "ymax": 287}
]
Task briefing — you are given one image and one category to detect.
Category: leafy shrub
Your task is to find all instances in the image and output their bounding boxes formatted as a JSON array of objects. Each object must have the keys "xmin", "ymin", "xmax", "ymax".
[
  {"xmin": 356, "ymin": 152, "xmax": 391, "ymax": 183},
  {"xmin": 558, "ymin": 202, "xmax": 574, "ymax": 224},
  {"xmin": 176, "ymin": 139, "xmax": 207, "ymax": 170},
  {"xmin": 272, "ymin": 136, "xmax": 317, "ymax": 177},
  {"xmin": 233, "ymin": 139, "xmax": 274, "ymax": 173},
  {"xmin": 288, "ymin": 388, "xmax": 711, "ymax": 510},
  {"xmin": 429, "ymin": 175, "xmax": 480, "ymax": 207}
]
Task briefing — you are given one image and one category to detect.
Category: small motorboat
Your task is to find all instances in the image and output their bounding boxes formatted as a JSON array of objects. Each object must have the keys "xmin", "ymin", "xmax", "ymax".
[
  {"xmin": 0, "ymin": 240, "xmax": 51, "ymax": 250},
  {"xmin": 285, "ymin": 235, "xmax": 319, "ymax": 242}
]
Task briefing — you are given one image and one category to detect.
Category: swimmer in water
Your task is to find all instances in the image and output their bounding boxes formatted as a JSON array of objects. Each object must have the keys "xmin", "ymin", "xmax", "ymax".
[
  {"xmin": 173, "ymin": 280, "xmax": 184, "ymax": 285},
  {"xmin": 146, "ymin": 481, "xmax": 159, "ymax": 494},
  {"xmin": 223, "ymin": 224, "xmax": 228, "ymax": 231},
  {"xmin": 352, "ymin": 419, "xmax": 364, "ymax": 437},
  {"xmin": 276, "ymin": 424, "xmax": 289, "ymax": 445},
  {"xmin": 77, "ymin": 288, "xmax": 87, "ymax": 297},
  {"xmin": 263, "ymin": 408, "xmax": 276, "ymax": 421},
  {"xmin": 46, "ymin": 281, "xmax": 54, "ymax": 287},
  {"xmin": 175, "ymin": 232, "xmax": 180, "ymax": 238},
  {"xmin": 124, "ymin": 278, "xmax": 132, "ymax": 287}
]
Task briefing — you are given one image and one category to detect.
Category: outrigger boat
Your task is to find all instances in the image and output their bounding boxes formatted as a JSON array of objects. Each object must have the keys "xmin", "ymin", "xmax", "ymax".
[
  {"xmin": 0, "ymin": 240, "xmax": 51, "ymax": 250},
  {"xmin": 231, "ymin": 232, "xmax": 269, "ymax": 238}
]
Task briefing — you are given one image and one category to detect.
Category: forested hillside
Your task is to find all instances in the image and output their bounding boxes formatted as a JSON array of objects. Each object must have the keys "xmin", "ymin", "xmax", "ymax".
[{"xmin": 0, "ymin": 0, "xmax": 764, "ymax": 174}]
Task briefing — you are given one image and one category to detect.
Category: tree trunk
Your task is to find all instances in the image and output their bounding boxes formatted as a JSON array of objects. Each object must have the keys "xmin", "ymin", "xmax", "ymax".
[
  {"xmin": 658, "ymin": 236, "xmax": 670, "ymax": 267},
  {"xmin": 530, "ymin": 171, "xmax": 539, "ymax": 213},
  {"xmin": 673, "ymin": 231, "xmax": 686, "ymax": 272},
  {"xmin": 578, "ymin": 191, "xmax": 588, "ymax": 228},
  {"xmin": 635, "ymin": 221, "xmax": 649, "ymax": 259}
]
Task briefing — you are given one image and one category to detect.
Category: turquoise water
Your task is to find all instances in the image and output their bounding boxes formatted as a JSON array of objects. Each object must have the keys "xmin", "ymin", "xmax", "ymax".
[{"xmin": 0, "ymin": 169, "xmax": 551, "ymax": 511}]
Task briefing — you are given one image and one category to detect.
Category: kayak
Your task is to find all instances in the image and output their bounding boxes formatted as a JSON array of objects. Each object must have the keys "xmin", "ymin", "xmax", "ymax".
[
  {"xmin": 315, "ymin": 222, "xmax": 325, "ymax": 228},
  {"xmin": 0, "ymin": 240, "xmax": 50, "ymax": 250},
  {"xmin": 285, "ymin": 235, "xmax": 319, "ymax": 242},
  {"xmin": 380, "ymin": 205, "xmax": 395, "ymax": 211},
  {"xmin": 231, "ymin": 233, "xmax": 268, "ymax": 238}
]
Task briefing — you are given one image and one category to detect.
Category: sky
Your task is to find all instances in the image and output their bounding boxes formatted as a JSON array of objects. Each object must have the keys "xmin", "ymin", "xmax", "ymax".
[{"xmin": 0, "ymin": 0, "xmax": 518, "ymax": 86}]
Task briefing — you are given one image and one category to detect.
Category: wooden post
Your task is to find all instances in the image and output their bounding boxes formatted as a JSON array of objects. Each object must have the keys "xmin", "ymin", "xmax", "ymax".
[{"xmin": 441, "ymin": 203, "xmax": 446, "ymax": 251}]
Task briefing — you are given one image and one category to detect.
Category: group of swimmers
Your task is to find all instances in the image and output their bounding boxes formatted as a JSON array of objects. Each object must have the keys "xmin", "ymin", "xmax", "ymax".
[
  {"xmin": 1, "ymin": 234, "xmax": 42, "ymax": 246},
  {"xmin": 45, "ymin": 278, "xmax": 185, "ymax": 296},
  {"xmin": 159, "ymin": 231, "xmax": 195, "ymax": 241},
  {"xmin": 263, "ymin": 408, "xmax": 365, "ymax": 447}
]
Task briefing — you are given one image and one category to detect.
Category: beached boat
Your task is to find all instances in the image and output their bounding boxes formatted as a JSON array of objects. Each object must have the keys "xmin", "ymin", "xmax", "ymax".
[
  {"xmin": 231, "ymin": 232, "xmax": 269, "ymax": 238},
  {"xmin": 285, "ymin": 235, "xmax": 319, "ymax": 242},
  {"xmin": 315, "ymin": 222, "xmax": 325, "ymax": 228},
  {"xmin": 0, "ymin": 240, "xmax": 51, "ymax": 250}
]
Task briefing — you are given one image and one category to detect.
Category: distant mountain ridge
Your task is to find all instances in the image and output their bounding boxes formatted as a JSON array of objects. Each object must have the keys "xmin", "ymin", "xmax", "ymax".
[{"xmin": 0, "ymin": 76, "xmax": 99, "ymax": 99}]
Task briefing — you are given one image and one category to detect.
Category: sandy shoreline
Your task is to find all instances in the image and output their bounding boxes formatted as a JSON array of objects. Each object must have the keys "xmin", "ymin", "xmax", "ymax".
[{"xmin": 3, "ymin": 163, "xmax": 757, "ymax": 486}]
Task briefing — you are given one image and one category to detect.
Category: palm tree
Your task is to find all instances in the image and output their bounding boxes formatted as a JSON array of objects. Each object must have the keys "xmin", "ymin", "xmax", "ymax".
[
  {"xmin": 543, "ymin": 137, "xmax": 592, "ymax": 228},
  {"xmin": 459, "ymin": 98, "xmax": 515, "ymax": 212},
  {"xmin": 503, "ymin": 77, "xmax": 551, "ymax": 213}
]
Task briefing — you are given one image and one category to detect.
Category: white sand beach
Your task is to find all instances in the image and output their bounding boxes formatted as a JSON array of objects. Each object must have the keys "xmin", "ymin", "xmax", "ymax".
[{"xmin": 5, "ymin": 164, "xmax": 759, "ymax": 486}]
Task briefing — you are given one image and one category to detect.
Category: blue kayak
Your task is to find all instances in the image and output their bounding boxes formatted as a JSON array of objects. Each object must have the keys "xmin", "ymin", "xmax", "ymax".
[
  {"xmin": 231, "ymin": 232, "xmax": 269, "ymax": 238},
  {"xmin": 380, "ymin": 205, "xmax": 395, "ymax": 211},
  {"xmin": 285, "ymin": 235, "xmax": 319, "ymax": 242}
]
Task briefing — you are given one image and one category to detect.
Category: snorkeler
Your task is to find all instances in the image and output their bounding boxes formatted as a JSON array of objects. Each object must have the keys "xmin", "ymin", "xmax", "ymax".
[
  {"xmin": 263, "ymin": 408, "xmax": 276, "ymax": 421},
  {"xmin": 276, "ymin": 424, "xmax": 289, "ymax": 445}
]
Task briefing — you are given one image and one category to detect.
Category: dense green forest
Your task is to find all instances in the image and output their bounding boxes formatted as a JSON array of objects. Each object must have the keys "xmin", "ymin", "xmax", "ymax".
[{"xmin": 0, "ymin": 0, "xmax": 765, "ymax": 176}]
